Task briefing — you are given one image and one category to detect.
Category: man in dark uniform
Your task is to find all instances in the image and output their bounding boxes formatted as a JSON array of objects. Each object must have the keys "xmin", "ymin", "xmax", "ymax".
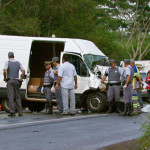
[
  {"xmin": 43, "ymin": 61, "xmax": 54, "ymax": 114},
  {"xmin": 3, "ymin": 52, "xmax": 25, "ymax": 117},
  {"xmin": 121, "ymin": 59, "xmax": 134, "ymax": 116},
  {"xmin": 101, "ymin": 59, "xmax": 122, "ymax": 113},
  {"xmin": 52, "ymin": 57, "xmax": 63, "ymax": 113}
]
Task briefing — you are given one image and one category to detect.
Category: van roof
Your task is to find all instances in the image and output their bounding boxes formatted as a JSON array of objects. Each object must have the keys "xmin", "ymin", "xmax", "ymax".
[{"xmin": 0, "ymin": 35, "xmax": 106, "ymax": 56}]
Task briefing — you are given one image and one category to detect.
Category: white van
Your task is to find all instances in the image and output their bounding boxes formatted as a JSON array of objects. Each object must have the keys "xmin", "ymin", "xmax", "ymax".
[{"xmin": 0, "ymin": 35, "xmax": 109, "ymax": 113}]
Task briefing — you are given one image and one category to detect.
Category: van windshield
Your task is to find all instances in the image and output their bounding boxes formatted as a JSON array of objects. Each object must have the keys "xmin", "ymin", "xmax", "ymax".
[{"xmin": 84, "ymin": 54, "xmax": 109, "ymax": 71}]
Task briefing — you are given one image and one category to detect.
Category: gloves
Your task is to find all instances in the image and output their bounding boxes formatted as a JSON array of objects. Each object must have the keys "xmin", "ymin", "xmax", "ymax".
[
  {"xmin": 99, "ymin": 83, "xmax": 106, "ymax": 91},
  {"xmin": 41, "ymin": 87, "xmax": 44, "ymax": 93},
  {"xmin": 123, "ymin": 84, "xmax": 127, "ymax": 89}
]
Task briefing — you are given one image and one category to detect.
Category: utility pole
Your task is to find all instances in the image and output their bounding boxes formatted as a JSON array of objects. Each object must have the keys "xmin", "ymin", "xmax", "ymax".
[{"xmin": 52, "ymin": 34, "xmax": 56, "ymax": 56}]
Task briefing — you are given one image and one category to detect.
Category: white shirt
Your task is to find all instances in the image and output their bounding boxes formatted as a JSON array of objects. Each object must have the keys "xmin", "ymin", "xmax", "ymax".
[{"xmin": 58, "ymin": 62, "xmax": 77, "ymax": 89}]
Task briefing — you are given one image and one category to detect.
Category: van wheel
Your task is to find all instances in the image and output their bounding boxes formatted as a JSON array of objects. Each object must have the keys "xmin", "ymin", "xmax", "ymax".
[
  {"xmin": 1, "ymin": 99, "xmax": 17, "ymax": 113},
  {"xmin": 86, "ymin": 92, "xmax": 107, "ymax": 113},
  {"xmin": 27, "ymin": 101, "xmax": 45, "ymax": 112}
]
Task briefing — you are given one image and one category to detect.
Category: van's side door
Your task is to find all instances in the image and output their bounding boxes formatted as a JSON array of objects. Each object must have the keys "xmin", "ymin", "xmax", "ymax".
[{"xmin": 60, "ymin": 52, "xmax": 90, "ymax": 94}]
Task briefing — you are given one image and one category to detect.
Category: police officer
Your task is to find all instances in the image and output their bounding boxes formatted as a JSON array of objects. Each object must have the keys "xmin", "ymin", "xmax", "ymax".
[
  {"xmin": 101, "ymin": 59, "xmax": 122, "ymax": 113},
  {"xmin": 43, "ymin": 61, "xmax": 54, "ymax": 114},
  {"xmin": 121, "ymin": 59, "xmax": 134, "ymax": 116},
  {"xmin": 52, "ymin": 57, "xmax": 63, "ymax": 113},
  {"xmin": 3, "ymin": 52, "xmax": 25, "ymax": 117}
]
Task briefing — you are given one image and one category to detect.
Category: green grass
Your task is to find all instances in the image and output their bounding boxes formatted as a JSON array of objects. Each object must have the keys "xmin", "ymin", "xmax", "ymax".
[{"xmin": 137, "ymin": 115, "xmax": 150, "ymax": 150}]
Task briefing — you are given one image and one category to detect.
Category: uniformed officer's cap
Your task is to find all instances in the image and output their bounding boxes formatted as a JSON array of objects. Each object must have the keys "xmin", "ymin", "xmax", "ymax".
[
  {"xmin": 109, "ymin": 59, "xmax": 116, "ymax": 63},
  {"xmin": 52, "ymin": 57, "xmax": 59, "ymax": 62},
  {"xmin": 44, "ymin": 61, "xmax": 52, "ymax": 66},
  {"xmin": 130, "ymin": 59, "xmax": 135, "ymax": 63},
  {"xmin": 124, "ymin": 59, "xmax": 130, "ymax": 64},
  {"xmin": 8, "ymin": 52, "xmax": 14, "ymax": 57}
]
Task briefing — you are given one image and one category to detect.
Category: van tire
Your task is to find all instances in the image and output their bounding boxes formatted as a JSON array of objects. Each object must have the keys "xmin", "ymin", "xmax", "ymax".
[
  {"xmin": 27, "ymin": 101, "xmax": 45, "ymax": 112},
  {"xmin": 86, "ymin": 92, "xmax": 107, "ymax": 113}
]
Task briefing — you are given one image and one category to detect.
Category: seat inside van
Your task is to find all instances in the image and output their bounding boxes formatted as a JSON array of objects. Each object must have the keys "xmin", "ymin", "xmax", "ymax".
[
  {"xmin": 27, "ymin": 41, "xmax": 64, "ymax": 94},
  {"xmin": 28, "ymin": 78, "xmax": 43, "ymax": 93}
]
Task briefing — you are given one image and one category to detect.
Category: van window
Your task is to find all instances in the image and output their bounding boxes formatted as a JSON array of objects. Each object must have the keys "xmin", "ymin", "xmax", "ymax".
[
  {"xmin": 67, "ymin": 54, "xmax": 89, "ymax": 77},
  {"xmin": 84, "ymin": 54, "xmax": 109, "ymax": 71}
]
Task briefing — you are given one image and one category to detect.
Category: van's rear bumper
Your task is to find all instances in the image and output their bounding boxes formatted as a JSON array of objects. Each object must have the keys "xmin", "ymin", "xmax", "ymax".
[{"xmin": 26, "ymin": 93, "xmax": 56, "ymax": 102}]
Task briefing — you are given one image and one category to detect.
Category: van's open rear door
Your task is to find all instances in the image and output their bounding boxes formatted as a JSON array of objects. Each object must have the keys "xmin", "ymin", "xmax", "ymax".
[{"xmin": 60, "ymin": 52, "xmax": 90, "ymax": 94}]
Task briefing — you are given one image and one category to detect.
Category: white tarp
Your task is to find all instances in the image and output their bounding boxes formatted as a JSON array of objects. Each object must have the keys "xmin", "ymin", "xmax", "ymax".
[{"xmin": 142, "ymin": 105, "xmax": 150, "ymax": 113}]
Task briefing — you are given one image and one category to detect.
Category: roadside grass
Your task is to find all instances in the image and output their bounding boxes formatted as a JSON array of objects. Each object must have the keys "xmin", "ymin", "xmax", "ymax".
[{"xmin": 137, "ymin": 114, "xmax": 150, "ymax": 150}]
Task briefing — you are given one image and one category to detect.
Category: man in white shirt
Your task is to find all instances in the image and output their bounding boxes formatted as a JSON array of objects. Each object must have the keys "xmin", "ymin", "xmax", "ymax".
[{"xmin": 56, "ymin": 55, "xmax": 77, "ymax": 115}]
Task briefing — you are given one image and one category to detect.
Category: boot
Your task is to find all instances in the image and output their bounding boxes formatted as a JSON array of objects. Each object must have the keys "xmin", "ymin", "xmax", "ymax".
[
  {"xmin": 46, "ymin": 102, "xmax": 53, "ymax": 114},
  {"xmin": 107, "ymin": 101, "xmax": 113, "ymax": 113},
  {"xmin": 137, "ymin": 106, "xmax": 142, "ymax": 114},
  {"xmin": 127, "ymin": 103, "xmax": 132, "ymax": 116},
  {"xmin": 121, "ymin": 103, "xmax": 128, "ymax": 116},
  {"xmin": 116, "ymin": 102, "xmax": 122, "ymax": 114}
]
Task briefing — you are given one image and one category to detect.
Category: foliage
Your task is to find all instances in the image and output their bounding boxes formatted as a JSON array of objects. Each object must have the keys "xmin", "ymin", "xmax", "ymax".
[
  {"xmin": 137, "ymin": 115, "xmax": 150, "ymax": 150},
  {"xmin": 0, "ymin": 0, "xmax": 150, "ymax": 61}
]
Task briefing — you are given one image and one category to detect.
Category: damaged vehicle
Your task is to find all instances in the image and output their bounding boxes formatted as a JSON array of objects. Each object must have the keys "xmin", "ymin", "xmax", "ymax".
[{"xmin": 0, "ymin": 35, "xmax": 109, "ymax": 113}]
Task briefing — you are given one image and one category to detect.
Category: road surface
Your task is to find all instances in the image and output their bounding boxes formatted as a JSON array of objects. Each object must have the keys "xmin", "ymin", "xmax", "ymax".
[{"xmin": 0, "ymin": 111, "xmax": 148, "ymax": 150}]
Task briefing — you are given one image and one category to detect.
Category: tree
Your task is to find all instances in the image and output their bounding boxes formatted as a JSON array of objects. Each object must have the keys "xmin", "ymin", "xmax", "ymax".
[
  {"xmin": 0, "ymin": 0, "xmax": 41, "ymax": 36},
  {"xmin": 38, "ymin": 0, "xmax": 97, "ymax": 38},
  {"xmin": 118, "ymin": 0, "xmax": 150, "ymax": 60},
  {"xmin": 95, "ymin": 0, "xmax": 150, "ymax": 60}
]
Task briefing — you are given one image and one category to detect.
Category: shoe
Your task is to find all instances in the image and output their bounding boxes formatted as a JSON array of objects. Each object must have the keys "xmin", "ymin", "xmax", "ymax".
[
  {"xmin": 107, "ymin": 101, "xmax": 113, "ymax": 113},
  {"xmin": 116, "ymin": 102, "xmax": 122, "ymax": 114},
  {"xmin": 70, "ymin": 113, "xmax": 75, "ymax": 116},
  {"xmin": 18, "ymin": 113, "xmax": 23, "ymax": 116},
  {"xmin": 8, "ymin": 113, "xmax": 16, "ymax": 117},
  {"xmin": 132, "ymin": 110, "xmax": 138, "ymax": 115},
  {"xmin": 61, "ymin": 112, "xmax": 69, "ymax": 116},
  {"xmin": 120, "ymin": 103, "xmax": 128, "ymax": 116}
]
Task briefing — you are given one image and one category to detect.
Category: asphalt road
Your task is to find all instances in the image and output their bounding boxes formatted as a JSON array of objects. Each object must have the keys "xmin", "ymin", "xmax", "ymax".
[{"xmin": 0, "ymin": 111, "xmax": 148, "ymax": 150}]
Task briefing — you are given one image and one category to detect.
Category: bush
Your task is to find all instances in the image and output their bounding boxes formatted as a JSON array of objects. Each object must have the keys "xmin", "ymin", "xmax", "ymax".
[{"xmin": 137, "ymin": 115, "xmax": 150, "ymax": 150}]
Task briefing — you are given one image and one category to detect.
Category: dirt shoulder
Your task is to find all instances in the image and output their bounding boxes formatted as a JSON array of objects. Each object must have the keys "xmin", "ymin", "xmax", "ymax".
[{"xmin": 98, "ymin": 139, "xmax": 139, "ymax": 150}]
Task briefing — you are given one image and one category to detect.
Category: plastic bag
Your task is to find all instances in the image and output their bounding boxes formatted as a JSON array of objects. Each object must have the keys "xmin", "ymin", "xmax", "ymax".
[
  {"xmin": 141, "ymin": 105, "xmax": 150, "ymax": 113},
  {"xmin": 51, "ymin": 86, "xmax": 56, "ymax": 93}
]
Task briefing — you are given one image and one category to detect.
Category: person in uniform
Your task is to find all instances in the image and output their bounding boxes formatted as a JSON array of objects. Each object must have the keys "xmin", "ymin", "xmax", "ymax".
[
  {"xmin": 43, "ymin": 61, "xmax": 54, "ymax": 114},
  {"xmin": 101, "ymin": 59, "xmax": 122, "ymax": 113},
  {"xmin": 3, "ymin": 52, "xmax": 25, "ymax": 117},
  {"xmin": 130, "ymin": 59, "xmax": 141, "ymax": 115},
  {"xmin": 52, "ymin": 57, "xmax": 63, "ymax": 113},
  {"xmin": 121, "ymin": 59, "xmax": 134, "ymax": 116},
  {"xmin": 56, "ymin": 55, "xmax": 77, "ymax": 115}
]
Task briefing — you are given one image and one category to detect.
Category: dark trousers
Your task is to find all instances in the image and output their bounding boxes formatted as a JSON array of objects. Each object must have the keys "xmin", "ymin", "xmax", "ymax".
[
  {"xmin": 7, "ymin": 79, "xmax": 22, "ymax": 114},
  {"xmin": 44, "ymin": 87, "xmax": 52, "ymax": 102},
  {"xmin": 107, "ymin": 85, "xmax": 121, "ymax": 101},
  {"xmin": 123, "ymin": 84, "xmax": 133, "ymax": 104}
]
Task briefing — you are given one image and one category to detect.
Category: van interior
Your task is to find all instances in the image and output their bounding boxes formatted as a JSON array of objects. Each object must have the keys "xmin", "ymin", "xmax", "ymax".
[{"xmin": 27, "ymin": 40, "xmax": 64, "ymax": 98}]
